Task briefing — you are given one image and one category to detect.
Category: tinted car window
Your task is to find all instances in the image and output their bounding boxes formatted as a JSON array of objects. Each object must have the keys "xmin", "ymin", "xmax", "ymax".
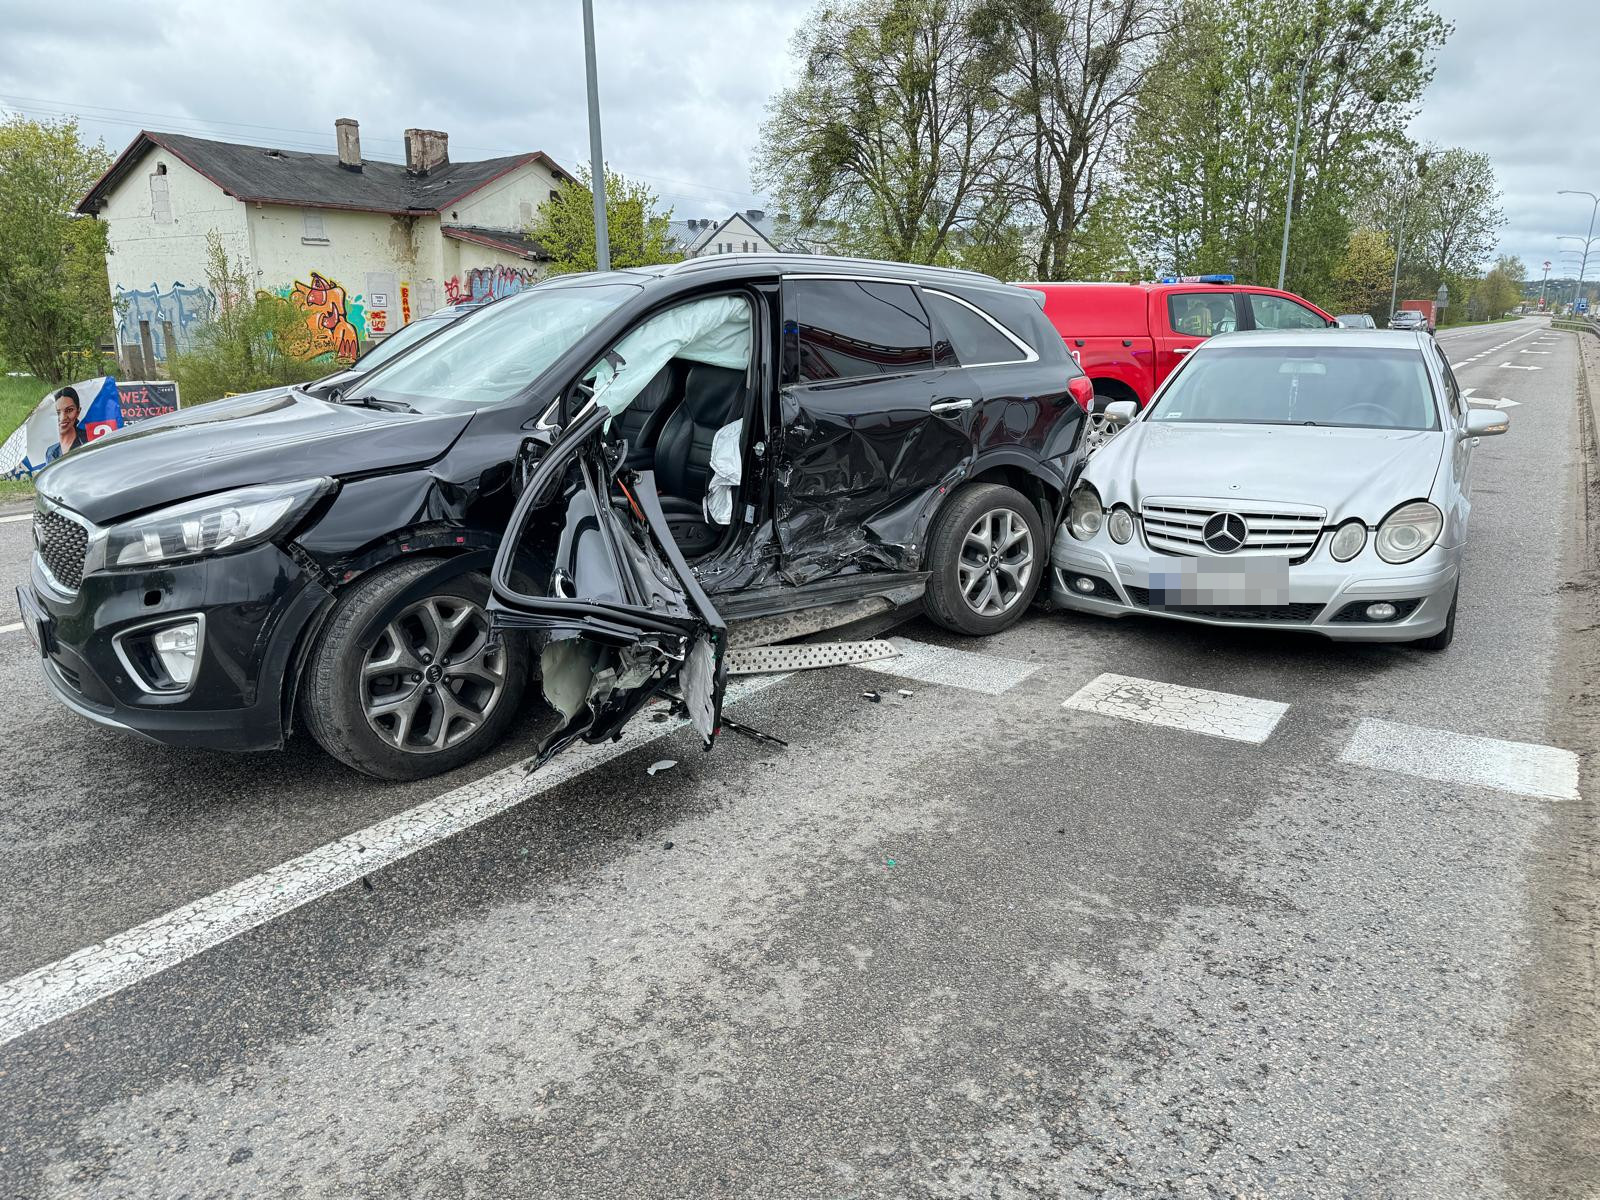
[
  {"xmin": 924, "ymin": 290, "xmax": 1025, "ymax": 365},
  {"xmin": 1249, "ymin": 294, "xmax": 1328, "ymax": 329},
  {"xmin": 793, "ymin": 280, "xmax": 933, "ymax": 382},
  {"xmin": 1168, "ymin": 292, "xmax": 1238, "ymax": 336},
  {"xmin": 1433, "ymin": 344, "xmax": 1465, "ymax": 420},
  {"xmin": 1149, "ymin": 345, "xmax": 1439, "ymax": 430}
]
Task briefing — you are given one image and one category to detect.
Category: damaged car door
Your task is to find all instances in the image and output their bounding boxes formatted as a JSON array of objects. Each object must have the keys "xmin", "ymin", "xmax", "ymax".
[
  {"xmin": 488, "ymin": 397, "xmax": 728, "ymax": 770},
  {"xmin": 773, "ymin": 277, "xmax": 974, "ymax": 583}
]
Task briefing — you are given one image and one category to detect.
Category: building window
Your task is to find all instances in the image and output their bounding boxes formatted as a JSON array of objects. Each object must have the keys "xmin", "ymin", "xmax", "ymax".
[
  {"xmin": 519, "ymin": 200, "xmax": 534, "ymax": 226},
  {"xmin": 302, "ymin": 210, "xmax": 328, "ymax": 244},
  {"xmin": 549, "ymin": 189, "xmax": 560, "ymax": 203},
  {"xmin": 149, "ymin": 173, "xmax": 172, "ymax": 225}
]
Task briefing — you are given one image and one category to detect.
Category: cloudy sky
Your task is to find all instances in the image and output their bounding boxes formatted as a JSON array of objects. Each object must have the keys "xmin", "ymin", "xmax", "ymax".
[{"xmin": 2, "ymin": 0, "xmax": 1596, "ymax": 282}]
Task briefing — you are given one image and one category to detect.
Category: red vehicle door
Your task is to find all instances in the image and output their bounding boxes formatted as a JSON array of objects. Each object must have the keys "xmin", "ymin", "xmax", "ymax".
[{"xmin": 1152, "ymin": 290, "xmax": 1244, "ymax": 387}]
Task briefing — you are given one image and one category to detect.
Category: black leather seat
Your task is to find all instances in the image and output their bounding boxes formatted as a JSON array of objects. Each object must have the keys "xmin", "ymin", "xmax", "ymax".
[
  {"xmin": 612, "ymin": 363, "xmax": 681, "ymax": 469},
  {"xmin": 651, "ymin": 363, "xmax": 747, "ymax": 555}
]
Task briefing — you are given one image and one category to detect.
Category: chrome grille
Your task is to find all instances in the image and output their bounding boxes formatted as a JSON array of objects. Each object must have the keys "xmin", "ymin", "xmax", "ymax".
[
  {"xmin": 34, "ymin": 504, "xmax": 90, "ymax": 591},
  {"xmin": 1140, "ymin": 497, "xmax": 1325, "ymax": 559}
]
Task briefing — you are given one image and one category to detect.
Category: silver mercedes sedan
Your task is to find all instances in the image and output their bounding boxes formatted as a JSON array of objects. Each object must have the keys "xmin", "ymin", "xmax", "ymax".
[{"xmin": 1050, "ymin": 329, "xmax": 1509, "ymax": 650}]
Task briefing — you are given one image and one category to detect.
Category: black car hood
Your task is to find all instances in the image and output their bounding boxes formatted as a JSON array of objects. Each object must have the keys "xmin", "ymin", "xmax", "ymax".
[{"xmin": 36, "ymin": 388, "xmax": 472, "ymax": 525}]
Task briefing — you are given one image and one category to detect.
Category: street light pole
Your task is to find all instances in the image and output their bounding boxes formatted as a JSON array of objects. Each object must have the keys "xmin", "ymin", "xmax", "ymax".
[
  {"xmin": 1558, "ymin": 189, "xmax": 1598, "ymax": 307},
  {"xmin": 582, "ymin": 0, "xmax": 610, "ymax": 272},
  {"xmin": 1276, "ymin": 60, "xmax": 1310, "ymax": 292},
  {"xmin": 1539, "ymin": 260, "xmax": 1551, "ymax": 311},
  {"xmin": 1389, "ymin": 192, "xmax": 1409, "ymax": 321}
]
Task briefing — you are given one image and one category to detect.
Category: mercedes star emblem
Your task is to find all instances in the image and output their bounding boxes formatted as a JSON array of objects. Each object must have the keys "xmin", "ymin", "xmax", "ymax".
[{"xmin": 1201, "ymin": 511, "xmax": 1248, "ymax": 553}]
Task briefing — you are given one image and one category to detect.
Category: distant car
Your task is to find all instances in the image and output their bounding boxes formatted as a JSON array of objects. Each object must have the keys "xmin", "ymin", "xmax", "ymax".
[
  {"xmin": 304, "ymin": 300, "xmax": 491, "ymax": 399},
  {"xmin": 1335, "ymin": 313, "xmax": 1377, "ymax": 329},
  {"xmin": 1051, "ymin": 329, "xmax": 1510, "ymax": 651},
  {"xmin": 1388, "ymin": 309, "xmax": 1426, "ymax": 331}
]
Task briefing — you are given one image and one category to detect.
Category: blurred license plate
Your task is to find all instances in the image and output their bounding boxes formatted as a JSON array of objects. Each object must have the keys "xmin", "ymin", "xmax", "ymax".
[{"xmin": 1149, "ymin": 556, "xmax": 1290, "ymax": 606}]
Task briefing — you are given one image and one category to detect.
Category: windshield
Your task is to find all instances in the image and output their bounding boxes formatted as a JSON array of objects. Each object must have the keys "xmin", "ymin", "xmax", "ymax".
[
  {"xmin": 350, "ymin": 312, "xmax": 454, "ymax": 371},
  {"xmin": 357, "ymin": 282, "xmax": 640, "ymax": 408},
  {"xmin": 1149, "ymin": 344, "xmax": 1440, "ymax": 431}
]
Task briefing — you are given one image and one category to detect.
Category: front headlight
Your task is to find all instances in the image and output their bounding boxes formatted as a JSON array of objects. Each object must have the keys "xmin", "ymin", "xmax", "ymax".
[
  {"xmin": 1107, "ymin": 506, "xmax": 1135, "ymax": 544},
  {"xmin": 85, "ymin": 478, "xmax": 334, "ymax": 573},
  {"xmin": 1374, "ymin": 500, "xmax": 1443, "ymax": 564},
  {"xmin": 1068, "ymin": 486, "xmax": 1103, "ymax": 540}
]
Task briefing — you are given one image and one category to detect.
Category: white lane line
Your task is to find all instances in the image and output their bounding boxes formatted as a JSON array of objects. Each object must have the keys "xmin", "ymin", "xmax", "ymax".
[
  {"xmin": 0, "ymin": 513, "xmax": 31, "ymax": 525},
  {"xmin": 0, "ymin": 673, "xmax": 788, "ymax": 1048},
  {"xmin": 1063, "ymin": 673, "xmax": 1287, "ymax": 744},
  {"xmin": 1339, "ymin": 718, "xmax": 1579, "ymax": 801},
  {"xmin": 0, "ymin": 622, "xmax": 22, "ymax": 635},
  {"xmin": 1520, "ymin": 350, "xmax": 1552, "ymax": 355},
  {"xmin": 1499, "ymin": 363, "xmax": 1542, "ymax": 371},
  {"xmin": 857, "ymin": 637, "xmax": 1038, "ymax": 695}
]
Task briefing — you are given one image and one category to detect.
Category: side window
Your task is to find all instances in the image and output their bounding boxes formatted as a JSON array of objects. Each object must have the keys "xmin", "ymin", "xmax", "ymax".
[
  {"xmin": 923, "ymin": 291, "xmax": 1027, "ymax": 366},
  {"xmin": 1168, "ymin": 292, "xmax": 1235, "ymax": 337},
  {"xmin": 1250, "ymin": 294, "xmax": 1327, "ymax": 330},
  {"xmin": 792, "ymin": 279, "xmax": 933, "ymax": 383},
  {"xmin": 1434, "ymin": 345, "xmax": 1464, "ymax": 421}
]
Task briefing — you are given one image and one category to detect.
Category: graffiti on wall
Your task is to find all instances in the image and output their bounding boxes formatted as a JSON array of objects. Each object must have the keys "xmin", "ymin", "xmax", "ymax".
[
  {"xmin": 113, "ymin": 283, "xmax": 217, "ymax": 361},
  {"xmin": 285, "ymin": 272, "xmax": 366, "ymax": 362},
  {"xmin": 443, "ymin": 265, "xmax": 537, "ymax": 306}
]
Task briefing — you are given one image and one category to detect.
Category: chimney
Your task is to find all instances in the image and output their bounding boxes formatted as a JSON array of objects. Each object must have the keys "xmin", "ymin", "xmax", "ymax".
[
  {"xmin": 404, "ymin": 128, "xmax": 449, "ymax": 176},
  {"xmin": 335, "ymin": 117, "xmax": 362, "ymax": 171},
  {"xmin": 746, "ymin": 208, "xmax": 765, "ymax": 223}
]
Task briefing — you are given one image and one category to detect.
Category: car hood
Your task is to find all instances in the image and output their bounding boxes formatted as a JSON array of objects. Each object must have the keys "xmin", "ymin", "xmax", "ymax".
[
  {"xmin": 1086, "ymin": 421, "xmax": 1444, "ymax": 522},
  {"xmin": 36, "ymin": 387, "xmax": 472, "ymax": 525}
]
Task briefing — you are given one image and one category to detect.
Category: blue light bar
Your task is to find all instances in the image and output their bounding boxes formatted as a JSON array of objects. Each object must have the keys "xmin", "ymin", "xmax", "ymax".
[{"xmin": 1157, "ymin": 274, "xmax": 1236, "ymax": 284}]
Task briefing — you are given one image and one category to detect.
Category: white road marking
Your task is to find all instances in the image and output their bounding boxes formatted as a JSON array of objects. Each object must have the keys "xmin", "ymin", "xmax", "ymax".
[
  {"xmin": 858, "ymin": 637, "xmax": 1038, "ymax": 695},
  {"xmin": 0, "ymin": 673, "xmax": 789, "ymax": 1048},
  {"xmin": 1339, "ymin": 718, "xmax": 1579, "ymax": 801},
  {"xmin": 1468, "ymin": 398, "xmax": 1520, "ymax": 409},
  {"xmin": 1062, "ymin": 673, "xmax": 1288, "ymax": 744},
  {"xmin": 1499, "ymin": 363, "xmax": 1542, "ymax": 370},
  {"xmin": 0, "ymin": 622, "xmax": 22, "ymax": 635},
  {"xmin": 1520, "ymin": 350, "xmax": 1552, "ymax": 355},
  {"xmin": 0, "ymin": 513, "xmax": 31, "ymax": 525}
]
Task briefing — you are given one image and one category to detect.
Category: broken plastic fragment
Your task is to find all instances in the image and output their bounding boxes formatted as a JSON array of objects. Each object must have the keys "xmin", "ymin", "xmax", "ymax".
[
  {"xmin": 897, "ymin": 689, "xmax": 913, "ymax": 698},
  {"xmin": 862, "ymin": 691, "xmax": 881, "ymax": 703},
  {"xmin": 647, "ymin": 759, "xmax": 678, "ymax": 776}
]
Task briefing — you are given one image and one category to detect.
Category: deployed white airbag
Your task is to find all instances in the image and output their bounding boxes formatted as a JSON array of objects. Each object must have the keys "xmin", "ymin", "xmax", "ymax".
[
  {"xmin": 703, "ymin": 418, "xmax": 743, "ymax": 525},
  {"xmin": 591, "ymin": 295, "xmax": 751, "ymax": 418}
]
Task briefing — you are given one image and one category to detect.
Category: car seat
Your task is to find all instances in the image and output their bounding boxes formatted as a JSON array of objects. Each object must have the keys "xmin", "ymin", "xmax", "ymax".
[
  {"xmin": 612, "ymin": 362, "xmax": 683, "ymax": 469},
  {"xmin": 651, "ymin": 364, "xmax": 747, "ymax": 555}
]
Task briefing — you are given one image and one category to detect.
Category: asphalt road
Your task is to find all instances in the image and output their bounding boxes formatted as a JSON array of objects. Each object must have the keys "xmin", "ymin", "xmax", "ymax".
[{"xmin": 0, "ymin": 316, "xmax": 1595, "ymax": 1198}]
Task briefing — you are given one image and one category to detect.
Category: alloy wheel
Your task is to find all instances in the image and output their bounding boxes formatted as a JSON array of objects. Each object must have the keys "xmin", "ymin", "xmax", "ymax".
[
  {"xmin": 360, "ymin": 596, "xmax": 506, "ymax": 753},
  {"xmin": 1082, "ymin": 412, "xmax": 1120, "ymax": 455},
  {"xmin": 957, "ymin": 508, "xmax": 1034, "ymax": 617}
]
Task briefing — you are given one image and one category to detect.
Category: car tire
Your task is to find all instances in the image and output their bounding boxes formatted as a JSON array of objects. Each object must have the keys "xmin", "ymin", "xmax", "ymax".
[
  {"xmin": 302, "ymin": 558, "xmax": 529, "ymax": 780},
  {"xmin": 923, "ymin": 483, "xmax": 1047, "ymax": 636},
  {"xmin": 1412, "ymin": 584, "xmax": 1458, "ymax": 652}
]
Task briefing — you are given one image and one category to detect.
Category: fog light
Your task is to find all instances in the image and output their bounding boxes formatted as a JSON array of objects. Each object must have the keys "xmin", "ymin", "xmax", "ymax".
[
  {"xmin": 152, "ymin": 620, "xmax": 200, "ymax": 686},
  {"xmin": 1365, "ymin": 602, "xmax": 1398, "ymax": 622},
  {"xmin": 1073, "ymin": 576, "xmax": 1097, "ymax": 595}
]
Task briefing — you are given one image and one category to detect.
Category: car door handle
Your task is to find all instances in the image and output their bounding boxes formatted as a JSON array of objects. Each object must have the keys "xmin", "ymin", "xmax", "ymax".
[
  {"xmin": 1173, "ymin": 346, "xmax": 1195, "ymax": 355},
  {"xmin": 931, "ymin": 398, "xmax": 974, "ymax": 415}
]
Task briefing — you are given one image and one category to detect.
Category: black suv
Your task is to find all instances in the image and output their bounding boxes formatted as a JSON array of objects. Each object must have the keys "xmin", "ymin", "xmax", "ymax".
[{"xmin": 19, "ymin": 256, "xmax": 1090, "ymax": 778}]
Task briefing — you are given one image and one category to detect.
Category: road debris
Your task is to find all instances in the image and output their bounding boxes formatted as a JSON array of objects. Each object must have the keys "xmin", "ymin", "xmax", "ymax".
[
  {"xmin": 862, "ymin": 691, "xmax": 882, "ymax": 703},
  {"xmin": 725, "ymin": 639, "xmax": 902, "ymax": 675},
  {"xmin": 647, "ymin": 759, "xmax": 678, "ymax": 776}
]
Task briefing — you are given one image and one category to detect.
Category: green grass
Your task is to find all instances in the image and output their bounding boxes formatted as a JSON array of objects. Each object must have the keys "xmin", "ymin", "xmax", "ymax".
[
  {"xmin": 0, "ymin": 477, "xmax": 35, "ymax": 503},
  {"xmin": 0, "ymin": 368, "xmax": 44, "ymax": 442}
]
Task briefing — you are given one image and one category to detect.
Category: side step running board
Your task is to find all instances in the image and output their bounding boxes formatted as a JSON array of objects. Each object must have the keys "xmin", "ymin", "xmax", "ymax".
[{"xmin": 724, "ymin": 639, "xmax": 901, "ymax": 675}]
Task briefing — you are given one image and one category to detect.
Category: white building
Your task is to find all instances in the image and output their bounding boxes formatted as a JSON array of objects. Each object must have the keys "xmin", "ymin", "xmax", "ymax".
[
  {"xmin": 668, "ymin": 210, "xmax": 785, "ymax": 258},
  {"xmin": 77, "ymin": 120, "xmax": 576, "ymax": 369}
]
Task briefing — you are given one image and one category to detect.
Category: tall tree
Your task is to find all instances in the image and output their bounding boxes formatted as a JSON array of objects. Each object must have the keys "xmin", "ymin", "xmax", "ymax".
[
  {"xmin": 527, "ymin": 166, "xmax": 681, "ymax": 274},
  {"xmin": 1125, "ymin": 0, "xmax": 1449, "ymax": 300},
  {"xmin": 754, "ymin": 0, "xmax": 1014, "ymax": 264},
  {"xmin": 980, "ymin": 0, "xmax": 1169, "ymax": 279},
  {"xmin": 1330, "ymin": 227, "xmax": 1397, "ymax": 317},
  {"xmin": 0, "ymin": 115, "xmax": 112, "ymax": 383},
  {"xmin": 1409, "ymin": 147, "xmax": 1503, "ymax": 289}
]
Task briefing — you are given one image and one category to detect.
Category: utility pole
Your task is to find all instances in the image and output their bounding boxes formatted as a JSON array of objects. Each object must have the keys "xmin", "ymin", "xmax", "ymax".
[
  {"xmin": 582, "ymin": 0, "xmax": 610, "ymax": 272},
  {"xmin": 1389, "ymin": 193, "xmax": 1409, "ymax": 321},
  {"xmin": 1539, "ymin": 260, "xmax": 1551, "ymax": 311},
  {"xmin": 1276, "ymin": 59, "xmax": 1310, "ymax": 292}
]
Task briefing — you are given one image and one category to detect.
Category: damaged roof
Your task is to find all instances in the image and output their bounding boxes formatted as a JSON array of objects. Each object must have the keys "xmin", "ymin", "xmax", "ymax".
[
  {"xmin": 77, "ymin": 131, "xmax": 576, "ymax": 217},
  {"xmin": 442, "ymin": 224, "xmax": 550, "ymax": 261}
]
